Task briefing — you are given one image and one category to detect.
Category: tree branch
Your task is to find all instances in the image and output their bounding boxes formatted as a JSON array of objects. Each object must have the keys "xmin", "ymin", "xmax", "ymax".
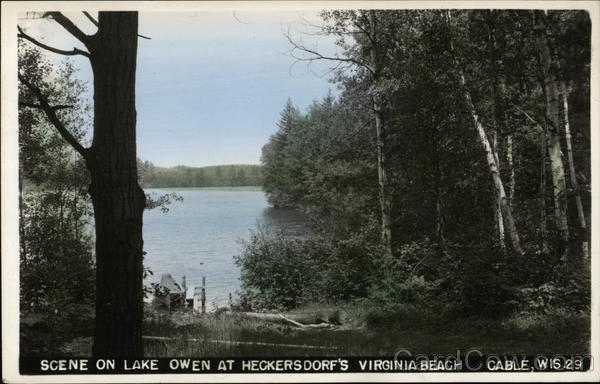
[
  {"xmin": 19, "ymin": 101, "xmax": 43, "ymax": 109},
  {"xmin": 44, "ymin": 12, "xmax": 90, "ymax": 45},
  {"xmin": 82, "ymin": 11, "xmax": 151, "ymax": 40},
  {"xmin": 17, "ymin": 25, "xmax": 90, "ymax": 57},
  {"xmin": 82, "ymin": 11, "xmax": 98, "ymax": 26},
  {"xmin": 284, "ymin": 29, "xmax": 372, "ymax": 75},
  {"xmin": 18, "ymin": 74, "xmax": 88, "ymax": 157}
]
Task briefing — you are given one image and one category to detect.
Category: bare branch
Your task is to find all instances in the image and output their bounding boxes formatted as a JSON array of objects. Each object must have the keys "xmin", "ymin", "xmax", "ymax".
[
  {"xmin": 44, "ymin": 12, "xmax": 90, "ymax": 45},
  {"xmin": 82, "ymin": 11, "xmax": 151, "ymax": 40},
  {"xmin": 18, "ymin": 74, "xmax": 88, "ymax": 157},
  {"xmin": 19, "ymin": 102, "xmax": 73, "ymax": 111},
  {"xmin": 515, "ymin": 106, "xmax": 544, "ymax": 130},
  {"xmin": 18, "ymin": 25, "xmax": 91, "ymax": 58},
  {"xmin": 232, "ymin": 11, "xmax": 250, "ymax": 25},
  {"xmin": 19, "ymin": 102, "xmax": 43, "ymax": 109},
  {"xmin": 284, "ymin": 28, "xmax": 372, "ymax": 75},
  {"xmin": 82, "ymin": 11, "xmax": 98, "ymax": 26},
  {"xmin": 52, "ymin": 104, "xmax": 74, "ymax": 111}
]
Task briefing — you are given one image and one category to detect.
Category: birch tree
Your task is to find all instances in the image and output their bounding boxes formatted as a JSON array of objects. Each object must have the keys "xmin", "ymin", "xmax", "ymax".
[
  {"xmin": 560, "ymin": 82, "xmax": 588, "ymax": 260},
  {"xmin": 533, "ymin": 10, "xmax": 570, "ymax": 260},
  {"xmin": 286, "ymin": 10, "xmax": 395, "ymax": 256},
  {"xmin": 445, "ymin": 11, "xmax": 523, "ymax": 254}
]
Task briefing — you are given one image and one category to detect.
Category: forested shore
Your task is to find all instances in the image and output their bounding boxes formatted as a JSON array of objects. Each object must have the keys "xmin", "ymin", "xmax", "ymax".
[
  {"xmin": 138, "ymin": 162, "xmax": 262, "ymax": 188},
  {"xmin": 236, "ymin": 9, "xmax": 591, "ymax": 345}
]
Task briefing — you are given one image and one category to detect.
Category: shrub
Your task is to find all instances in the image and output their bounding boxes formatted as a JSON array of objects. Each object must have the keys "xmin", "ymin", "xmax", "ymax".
[{"xmin": 235, "ymin": 228, "xmax": 331, "ymax": 310}]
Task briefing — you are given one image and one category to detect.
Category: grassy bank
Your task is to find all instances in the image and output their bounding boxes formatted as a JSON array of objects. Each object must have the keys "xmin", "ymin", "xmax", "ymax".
[
  {"xmin": 21, "ymin": 301, "xmax": 589, "ymax": 357},
  {"xmin": 141, "ymin": 304, "xmax": 590, "ymax": 357}
]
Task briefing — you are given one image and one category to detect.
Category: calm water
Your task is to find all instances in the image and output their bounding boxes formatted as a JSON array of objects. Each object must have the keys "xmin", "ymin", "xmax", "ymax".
[{"xmin": 143, "ymin": 187, "xmax": 307, "ymax": 306}]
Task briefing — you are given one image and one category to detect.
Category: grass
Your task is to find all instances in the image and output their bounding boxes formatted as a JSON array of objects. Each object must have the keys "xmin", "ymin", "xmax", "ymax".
[
  {"xmin": 21, "ymin": 303, "xmax": 590, "ymax": 358},
  {"xmin": 141, "ymin": 304, "xmax": 591, "ymax": 358}
]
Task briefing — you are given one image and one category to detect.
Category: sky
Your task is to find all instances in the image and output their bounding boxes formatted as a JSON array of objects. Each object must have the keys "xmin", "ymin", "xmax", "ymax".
[{"xmin": 21, "ymin": 11, "xmax": 341, "ymax": 167}]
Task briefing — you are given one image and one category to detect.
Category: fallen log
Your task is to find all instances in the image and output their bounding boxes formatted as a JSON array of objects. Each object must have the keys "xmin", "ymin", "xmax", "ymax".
[
  {"xmin": 278, "ymin": 314, "xmax": 331, "ymax": 328},
  {"xmin": 224, "ymin": 311, "xmax": 332, "ymax": 328}
]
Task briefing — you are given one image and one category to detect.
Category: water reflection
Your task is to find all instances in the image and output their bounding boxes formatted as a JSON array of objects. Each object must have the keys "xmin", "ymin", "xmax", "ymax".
[{"xmin": 259, "ymin": 206, "xmax": 311, "ymax": 235}]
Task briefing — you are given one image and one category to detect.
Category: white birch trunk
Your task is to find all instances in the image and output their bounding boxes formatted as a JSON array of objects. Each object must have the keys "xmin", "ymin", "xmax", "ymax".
[
  {"xmin": 535, "ymin": 11, "xmax": 569, "ymax": 260},
  {"xmin": 446, "ymin": 11, "xmax": 523, "ymax": 254},
  {"xmin": 560, "ymin": 82, "xmax": 589, "ymax": 260},
  {"xmin": 368, "ymin": 10, "xmax": 393, "ymax": 257},
  {"xmin": 492, "ymin": 132, "xmax": 506, "ymax": 251},
  {"xmin": 506, "ymin": 135, "xmax": 515, "ymax": 207}
]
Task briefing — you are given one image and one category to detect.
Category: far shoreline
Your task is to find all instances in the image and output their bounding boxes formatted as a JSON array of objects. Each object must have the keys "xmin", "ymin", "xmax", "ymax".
[{"xmin": 144, "ymin": 186, "xmax": 263, "ymax": 192}]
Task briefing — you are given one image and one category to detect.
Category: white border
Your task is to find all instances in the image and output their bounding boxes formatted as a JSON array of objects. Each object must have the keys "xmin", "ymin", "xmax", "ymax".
[{"xmin": 2, "ymin": 1, "xmax": 599, "ymax": 383}]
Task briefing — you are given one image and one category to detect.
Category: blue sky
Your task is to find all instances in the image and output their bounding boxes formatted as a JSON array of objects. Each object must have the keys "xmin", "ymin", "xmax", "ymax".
[{"xmin": 23, "ymin": 11, "xmax": 340, "ymax": 167}]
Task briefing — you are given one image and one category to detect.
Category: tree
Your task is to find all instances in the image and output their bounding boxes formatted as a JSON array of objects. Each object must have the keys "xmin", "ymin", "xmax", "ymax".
[
  {"xmin": 560, "ymin": 82, "xmax": 588, "ymax": 260},
  {"xmin": 19, "ymin": 47, "xmax": 95, "ymax": 339},
  {"xmin": 287, "ymin": 10, "xmax": 396, "ymax": 256},
  {"xmin": 534, "ymin": 10, "xmax": 570, "ymax": 261},
  {"xmin": 19, "ymin": 11, "xmax": 145, "ymax": 357},
  {"xmin": 445, "ymin": 11, "xmax": 523, "ymax": 255},
  {"xmin": 261, "ymin": 98, "xmax": 301, "ymax": 207}
]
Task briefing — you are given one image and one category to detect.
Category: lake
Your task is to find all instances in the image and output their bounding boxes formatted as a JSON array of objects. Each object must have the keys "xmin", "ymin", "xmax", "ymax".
[{"xmin": 143, "ymin": 187, "xmax": 307, "ymax": 306}]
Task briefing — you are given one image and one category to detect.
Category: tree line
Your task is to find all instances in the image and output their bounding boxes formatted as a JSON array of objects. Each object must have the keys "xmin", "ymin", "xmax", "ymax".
[
  {"xmin": 242, "ymin": 10, "xmax": 590, "ymax": 316},
  {"xmin": 138, "ymin": 162, "xmax": 262, "ymax": 188}
]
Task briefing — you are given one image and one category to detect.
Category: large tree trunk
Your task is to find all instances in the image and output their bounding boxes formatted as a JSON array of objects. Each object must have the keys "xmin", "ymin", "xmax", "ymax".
[
  {"xmin": 87, "ymin": 12, "xmax": 145, "ymax": 357},
  {"xmin": 368, "ymin": 10, "xmax": 393, "ymax": 257},
  {"xmin": 534, "ymin": 11, "xmax": 569, "ymax": 260},
  {"xmin": 560, "ymin": 82, "xmax": 588, "ymax": 260}
]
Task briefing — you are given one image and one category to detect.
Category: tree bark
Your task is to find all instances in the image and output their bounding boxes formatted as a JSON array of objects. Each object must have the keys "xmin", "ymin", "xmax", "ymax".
[
  {"xmin": 485, "ymin": 13, "xmax": 509, "ymax": 251},
  {"xmin": 86, "ymin": 12, "xmax": 144, "ymax": 357},
  {"xmin": 560, "ymin": 81, "xmax": 588, "ymax": 260},
  {"xmin": 459, "ymin": 72, "xmax": 523, "ymax": 255},
  {"xmin": 540, "ymin": 126, "xmax": 549, "ymax": 253},
  {"xmin": 506, "ymin": 135, "xmax": 515, "ymax": 207},
  {"xmin": 368, "ymin": 10, "xmax": 393, "ymax": 257},
  {"xmin": 491, "ymin": 132, "xmax": 506, "ymax": 252},
  {"xmin": 534, "ymin": 11, "xmax": 569, "ymax": 260}
]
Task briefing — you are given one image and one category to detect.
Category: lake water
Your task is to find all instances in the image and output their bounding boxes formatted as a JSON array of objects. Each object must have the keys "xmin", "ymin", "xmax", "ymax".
[{"xmin": 143, "ymin": 187, "xmax": 307, "ymax": 306}]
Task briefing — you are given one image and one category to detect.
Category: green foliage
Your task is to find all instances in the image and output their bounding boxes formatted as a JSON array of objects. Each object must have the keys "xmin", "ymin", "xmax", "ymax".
[
  {"xmin": 518, "ymin": 276, "xmax": 591, "ymax": 313},
  {"xmin": 19, "ymin": 47, "xmax": 94, "ymax": 314},
  {"xmin": 19, "ymin": 47, "xmax": 96, "ymax": 355},
  {"xmin": 235, "ymin": 229, "xmax": 331, "ymax": 310},
  {"xmin": 248, "ymin": 9, "xmax": 591, "ymax": 321}
]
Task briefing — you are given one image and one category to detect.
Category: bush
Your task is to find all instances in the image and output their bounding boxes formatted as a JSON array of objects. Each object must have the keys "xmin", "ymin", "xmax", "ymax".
[
  {"xmin": 235, "ymin": 228, "xmax": 331, "ymax": 310},
  {"xmin": 518, "ymin": 277, "xmax": 590, "ymax": 313}
]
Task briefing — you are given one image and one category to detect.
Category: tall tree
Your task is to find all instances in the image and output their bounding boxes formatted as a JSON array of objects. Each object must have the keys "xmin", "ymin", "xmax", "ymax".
[
  {"xmin": 445, "ymin": 11, "xmax": 523, "ymax": 255},
  {"xmin": 287, "ymin": 10, "xmax": 395, "ymax": 256},
  {"xmin": 560, "ymin": 82, "xmax": 588, "ymax": 260},
  {"xmin": 533, "ymin": 10, "xmax": 570, "ymax": 260},
  {"xmin": 18, "ymin": 11, "xmax": 144, "ymax": 357}
]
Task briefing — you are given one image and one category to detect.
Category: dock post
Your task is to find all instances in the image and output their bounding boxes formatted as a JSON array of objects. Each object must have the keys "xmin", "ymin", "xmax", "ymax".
[{"xmin": 201, "ymin": 276, "xmax": 206, "ymax": 314}]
